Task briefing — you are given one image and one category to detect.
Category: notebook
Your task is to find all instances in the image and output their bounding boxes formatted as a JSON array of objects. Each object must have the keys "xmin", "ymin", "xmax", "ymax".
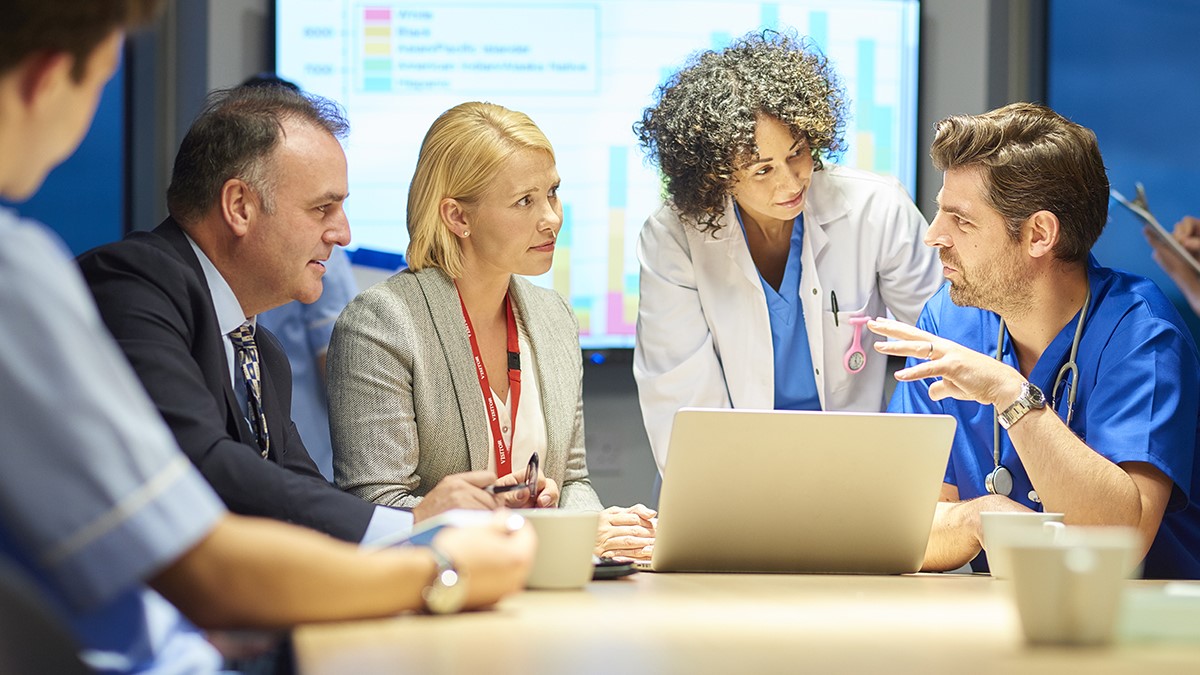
[{"xmin": 646, "ymin": 408, "xmax": 957, "ymax": 575}]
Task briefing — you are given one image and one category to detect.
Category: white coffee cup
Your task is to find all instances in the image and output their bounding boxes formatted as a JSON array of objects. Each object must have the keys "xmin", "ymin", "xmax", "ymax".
[
  {"xmin": 980, "ymin": 511, "xmax": 1065, "ymax": 579},
  {"xmin": 1008, "ymin": 526, "xmax": 1139, "ymax": 646},
  {"xmin": 515, "ymin": 509, "xmax": 600, "ymax": 590}
]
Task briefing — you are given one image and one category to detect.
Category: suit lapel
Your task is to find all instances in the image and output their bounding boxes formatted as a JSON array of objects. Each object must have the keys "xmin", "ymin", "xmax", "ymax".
[
  {"xmin": 154, "ymin": 218, "xmax": 259, "ymax": 449},
  {"xmin": 223, "ymin": 365, "xmax": 254, "ymax": 444},
  {"xmin": 415, "ymin": 268, "xmax": 491, "ymax": 471}
]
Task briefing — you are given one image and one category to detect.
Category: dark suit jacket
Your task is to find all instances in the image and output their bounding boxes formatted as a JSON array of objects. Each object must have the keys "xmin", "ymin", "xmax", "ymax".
[{"xmin": 77, "ymin": 218, "xmax": 373, "ymax": 541}]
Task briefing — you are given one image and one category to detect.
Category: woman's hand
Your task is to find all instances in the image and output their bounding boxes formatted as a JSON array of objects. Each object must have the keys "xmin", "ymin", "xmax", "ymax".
[
  {"xmin": 594, "ymin": 504, "xmax": 657, "ymax": 560},
  {"xmin": 491, "ymin": 470, "xmax": 560, "ymax": 509}
]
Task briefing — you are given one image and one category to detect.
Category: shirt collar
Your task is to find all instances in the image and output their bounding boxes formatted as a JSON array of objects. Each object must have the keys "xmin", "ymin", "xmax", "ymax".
[{"xmin": 184, "ymin": 232, "xmax": 255, "ymax": 336}]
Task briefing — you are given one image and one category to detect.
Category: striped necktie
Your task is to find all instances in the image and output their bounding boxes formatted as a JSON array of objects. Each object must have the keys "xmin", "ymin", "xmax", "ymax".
[{"xmin": 229, "ymin": 323, "xmax": 270, "ymax": 458}]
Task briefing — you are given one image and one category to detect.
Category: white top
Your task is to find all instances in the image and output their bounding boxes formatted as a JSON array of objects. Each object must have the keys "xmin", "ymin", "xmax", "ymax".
[{"xmin": 485, "ymin": 322, "xmax": 548, "ymax": 474}]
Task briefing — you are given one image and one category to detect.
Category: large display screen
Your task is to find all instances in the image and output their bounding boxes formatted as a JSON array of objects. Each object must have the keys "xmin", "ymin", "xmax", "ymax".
[{"xmin": 277, "ymin": 0, "xmax": 920, "ymax": 348}]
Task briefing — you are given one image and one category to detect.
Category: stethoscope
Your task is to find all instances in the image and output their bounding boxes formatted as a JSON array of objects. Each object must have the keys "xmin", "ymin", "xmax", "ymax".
[{"xmin": 986, "ymin": 286, "xmax": 1090, "ymax": 500}]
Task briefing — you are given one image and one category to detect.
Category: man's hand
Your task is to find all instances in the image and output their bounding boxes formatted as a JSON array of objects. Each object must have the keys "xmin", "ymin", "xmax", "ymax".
[
  {"xmin": 430, "ymin": 512, "xmax": 537, "ymax": 610},
  {"xmin": 413, "ymin": 471, "xmax": 500, "ymax": 523},
  {"xmin": 921, "ymin": 484, "xmax": 1033, "ymax": 572},
  {"xmin": 594, "ymin": 504, "xmax": 657, "ymax": 560},
  {"xmin": 867, "ymin": 317, "xmax": 1026, "ymax": 408}
]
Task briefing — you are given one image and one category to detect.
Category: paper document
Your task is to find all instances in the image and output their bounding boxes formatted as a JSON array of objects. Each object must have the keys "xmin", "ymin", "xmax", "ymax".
[
  {"xmin": 1110, "ymin": 185, "xmax": 1200, "ymax": 276},
  {"xmin": 366, "ymin": 509, "xmax": 497, "ymax": 550}
]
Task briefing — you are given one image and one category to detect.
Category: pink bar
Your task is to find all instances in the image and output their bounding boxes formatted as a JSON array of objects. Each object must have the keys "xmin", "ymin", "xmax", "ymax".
[
  {"xmin": 363, "ymin": 8, "xmax": 391, "ymax": 21},
  {"xmin": 606, "ymin": 292, "xmax": 636, "ymax": 335}
]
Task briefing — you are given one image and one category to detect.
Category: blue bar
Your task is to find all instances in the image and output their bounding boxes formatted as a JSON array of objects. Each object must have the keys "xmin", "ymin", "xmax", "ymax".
[
  {"xmin": 808, "ymin": 11, "xmax": 828, "ymax": 53},
  {"xmin": 560, "ymin": 204, "xmax": 573, "ymax": 246},
  {"xmin": 857, "ymin": 39, "xmax": 876, "ymax": 133},
  {"xmin": 658, "ymin": 66, "xmax": 675, "ymax": 88},
  {"xmin": 760, "ymin": 3, "xmax": 780, "ymax": 30},
  {"xmin": 874, "ymin": 105, "xmax": 895, "ymax": 174},
  {"xmin": 363, "ymin": 77, "xmax": 392, "ymax": 92},
  {"xmin": 608, "ymin": 146, "xmax": 627, "ymax": 209}
]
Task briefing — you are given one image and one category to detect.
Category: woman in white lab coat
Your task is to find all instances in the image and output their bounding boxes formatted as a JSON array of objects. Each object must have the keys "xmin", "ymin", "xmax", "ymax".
[{"xmin": 633, "ymin": 31, "xmax": 943, "ymax": 474}]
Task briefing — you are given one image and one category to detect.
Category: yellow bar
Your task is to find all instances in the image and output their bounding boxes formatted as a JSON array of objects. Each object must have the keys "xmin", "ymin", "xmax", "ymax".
[
  {"xmin": 624, "ymin": 293, "xmax": 639, "ymax": 325},
  {"xmin": 856, "ymin": 132, "xmax": 875, "ymax": 172},
  {"xmin": 608, "ymin": 209, "xmax": 624, "ymax": 291},
  {"xmin": 553, "ymin": 245, "xmax": 571, "ymax": 299}
]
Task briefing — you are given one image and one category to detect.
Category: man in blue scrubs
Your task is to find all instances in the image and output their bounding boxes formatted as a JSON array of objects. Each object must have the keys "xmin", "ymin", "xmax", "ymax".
[
  {"xmin": 869, "ymin": 103, "xmax": 1200, "ymax": 579},
  {"xmin": 0, "ymin": 2, "xmax": 534, "ymax": 671}
]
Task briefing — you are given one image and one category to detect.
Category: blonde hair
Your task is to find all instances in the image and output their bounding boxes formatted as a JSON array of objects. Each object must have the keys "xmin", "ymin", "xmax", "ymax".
[{"xmin": 406, "ymin": 102, "xmax": 556, "ymax": 277}]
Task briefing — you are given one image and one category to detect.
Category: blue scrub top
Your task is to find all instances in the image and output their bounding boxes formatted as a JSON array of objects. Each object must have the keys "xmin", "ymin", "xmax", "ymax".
[
  {"xmin": 889, "ymin": 257, "xmax": 1200, "ymax": 578},
  {"xmin": 737, "ymin": 210, "xmax": 821, "ymax": 411}
]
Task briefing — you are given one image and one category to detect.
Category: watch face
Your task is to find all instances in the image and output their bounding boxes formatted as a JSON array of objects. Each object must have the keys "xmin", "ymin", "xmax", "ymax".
[
  {"xmin": 424, "ymin": 568, "xmax": 468, "ymax": 615},
  {"xmin": 847, "ymin": 351, "xmax": 866, "ymax": 372},
  {"xmin": 1026, "ymin": 383, "xmax": 1046, "ymax": 407}
]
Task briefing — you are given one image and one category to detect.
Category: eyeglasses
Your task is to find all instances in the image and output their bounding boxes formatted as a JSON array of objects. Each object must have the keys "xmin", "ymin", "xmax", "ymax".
[{"xmin": 486, "ymin": 452, "xmax": 539, "ymax": 498}]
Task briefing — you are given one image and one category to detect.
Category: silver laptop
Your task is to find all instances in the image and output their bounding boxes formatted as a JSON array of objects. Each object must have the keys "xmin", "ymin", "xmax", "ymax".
[{"xmin": 648, "ymin": 408, "xmax": 956, "ymax": 575}]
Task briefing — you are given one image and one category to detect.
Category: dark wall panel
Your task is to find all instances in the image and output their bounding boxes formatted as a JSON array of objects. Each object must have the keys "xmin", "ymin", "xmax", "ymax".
[
  {"xmin": 1047, "ymin": 0, "xmax": 1200, "ymax": 337},
  {"xmin": 1, "ymin": 66, "xmax": 125, "ymax": 254}
]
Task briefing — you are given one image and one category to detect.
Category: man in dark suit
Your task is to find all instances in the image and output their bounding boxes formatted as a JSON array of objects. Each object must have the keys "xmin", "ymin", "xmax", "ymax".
[{"xmin": 78, "ymin": 85, "xmax": 513, "ymax": 543}]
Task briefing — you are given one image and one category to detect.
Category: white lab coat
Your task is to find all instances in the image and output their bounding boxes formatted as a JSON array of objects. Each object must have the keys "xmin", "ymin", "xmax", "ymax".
[{"xmin": 634, "ymin": 164, "xmax": 944, "ymax": 475}]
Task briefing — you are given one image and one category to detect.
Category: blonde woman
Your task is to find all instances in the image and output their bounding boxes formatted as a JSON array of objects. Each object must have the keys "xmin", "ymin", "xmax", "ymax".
[{"xmin": 329, "ymin": 102, "xmax": 655, "ymax": 559}]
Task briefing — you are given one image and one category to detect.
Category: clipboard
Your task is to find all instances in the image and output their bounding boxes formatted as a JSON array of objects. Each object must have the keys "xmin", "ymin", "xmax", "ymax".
[{"xmin": 1110, "ymin": 184, "xmax": 1200, "ymax": 276}]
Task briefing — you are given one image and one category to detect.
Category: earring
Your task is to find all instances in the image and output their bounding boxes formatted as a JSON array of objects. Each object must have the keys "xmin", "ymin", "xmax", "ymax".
[{"xmin": 461, "ymin": 230, "xmax": 470, "ymax": 238}]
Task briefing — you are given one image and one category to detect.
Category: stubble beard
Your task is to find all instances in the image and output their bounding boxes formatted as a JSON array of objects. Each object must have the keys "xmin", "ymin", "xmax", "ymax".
[{"xmin": 945, "ymin": 251, "xmax": 1034, "ymax": 318}]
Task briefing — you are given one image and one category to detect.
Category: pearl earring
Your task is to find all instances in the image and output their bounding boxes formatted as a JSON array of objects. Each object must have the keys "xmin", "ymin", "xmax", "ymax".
[{"xmin": 462, "ymin": 230, "xmax": 470, "ymax": 237}]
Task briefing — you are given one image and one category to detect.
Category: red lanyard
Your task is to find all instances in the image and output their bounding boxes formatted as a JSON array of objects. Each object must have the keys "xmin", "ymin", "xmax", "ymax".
[{"xmin": 456, "ymin": 287, "xmax": 522, "ymax": 477}]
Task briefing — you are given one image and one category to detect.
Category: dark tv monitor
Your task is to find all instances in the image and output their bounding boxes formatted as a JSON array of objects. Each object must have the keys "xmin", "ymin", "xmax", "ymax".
[{"xmin": 276, "ymin": 0, "xmax": 920, "ymax": 349}]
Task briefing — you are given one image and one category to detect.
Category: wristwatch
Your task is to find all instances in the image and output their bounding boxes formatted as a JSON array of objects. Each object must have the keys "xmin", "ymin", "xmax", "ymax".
[
  {"xmin": 421, "ymin": 546, "xmax": 468, "ymax": 615},
  {"xmin": 997, "ymin": 381, "xmax": 1046, "ymax": 430}
]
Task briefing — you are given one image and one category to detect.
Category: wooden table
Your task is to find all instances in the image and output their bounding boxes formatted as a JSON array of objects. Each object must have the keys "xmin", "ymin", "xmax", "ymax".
[{"xmin": 295, "ymin": 573, "xmax": 1200, "ymax": 674}]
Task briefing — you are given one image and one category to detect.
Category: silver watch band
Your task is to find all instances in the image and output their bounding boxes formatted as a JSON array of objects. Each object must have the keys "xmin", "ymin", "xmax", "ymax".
[{"xmin": 998, "ymin": 381, "xmax": 1045, "ymax": 430}]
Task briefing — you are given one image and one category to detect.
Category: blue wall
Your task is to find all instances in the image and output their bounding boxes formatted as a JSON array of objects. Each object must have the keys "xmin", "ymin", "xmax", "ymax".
[
  {"xmin": 1047, "ymin": 0, "xmax": 1200, "ymax": 338},
  {"xmin": 0, "ymin": 66, "xmax": 125, "ymax": 255}
]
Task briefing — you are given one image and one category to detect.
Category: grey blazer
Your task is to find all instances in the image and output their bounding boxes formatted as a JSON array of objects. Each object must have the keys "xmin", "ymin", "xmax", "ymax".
[{"xmin": 328, "ymin": 267, "xmax": 604, "ymax": 511}]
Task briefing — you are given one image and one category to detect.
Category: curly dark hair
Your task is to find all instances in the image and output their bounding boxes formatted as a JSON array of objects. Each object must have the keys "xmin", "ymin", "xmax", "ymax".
[{"xmin": 635, "ymin": 30, "xmax": 847, "ymax": 233}]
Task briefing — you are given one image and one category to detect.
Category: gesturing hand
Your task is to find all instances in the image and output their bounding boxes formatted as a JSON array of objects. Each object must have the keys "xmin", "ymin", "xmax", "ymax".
[{"xmin": 867, "ymin": 317, "xmax": 1025, "ymax": 408}]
